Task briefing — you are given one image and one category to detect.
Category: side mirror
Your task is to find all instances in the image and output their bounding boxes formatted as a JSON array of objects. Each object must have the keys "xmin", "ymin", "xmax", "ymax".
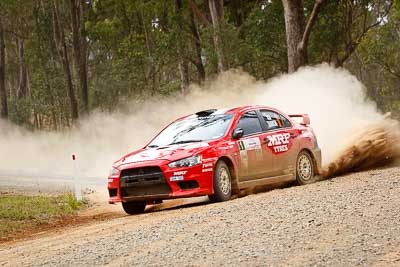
[{"xmin": 232, "ymin": 128, "xmax": 244, "ymax": 139}]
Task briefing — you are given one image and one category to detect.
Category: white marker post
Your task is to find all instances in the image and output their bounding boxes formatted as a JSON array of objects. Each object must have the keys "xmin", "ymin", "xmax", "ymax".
[{"xmin": 72, "ymin": 154, "xmax": 82, "ymax": 201}]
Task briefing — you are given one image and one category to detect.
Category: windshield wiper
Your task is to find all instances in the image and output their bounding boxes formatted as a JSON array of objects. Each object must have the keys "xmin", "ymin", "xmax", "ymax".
[
  {"xmin": 169, "ymin": 140, "xmax": 203, "ymax": 145},
  {"xmin": 147, "ymin": 145, "xmax": 159, "ymax": 148}
]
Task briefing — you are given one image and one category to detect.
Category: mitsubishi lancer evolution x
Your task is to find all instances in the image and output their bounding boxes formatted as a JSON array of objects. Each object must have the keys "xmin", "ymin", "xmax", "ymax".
[{"xmin": 108, "ymin": 106, "xmax": 321, "ymax": 214}]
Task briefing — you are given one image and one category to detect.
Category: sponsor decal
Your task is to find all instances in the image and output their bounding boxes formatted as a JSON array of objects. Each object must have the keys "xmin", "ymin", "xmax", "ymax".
[
  {"xmin": 170, "ymin": 175, "xmax": 184, "ymax": 181},
  {"xmin": 238, "ymin": 137, "xmax": 263, "ymax": 162},
  {"xmin": 203, "ymin": 163, "xmax": 213, "ymax": 168},
  {"xmin": 202, "ymin": 157, "xmax": 218, "ymax": 163},
  {"xmin": 266, "ymin": 133, "xmax": 292, "ymax": 154},
  {"xmin": 202, "ymin": 162, "xmax": 213, "ymax": 172},
  {"xmin": 266, "ymin": 120, "xmax": 278, "ymax": 128},
  {"xmin": 238, "ymin": 138, "xmax": 261, "ymax": 151},
  {"xmin": 173, "ymin": 171, "xmax": 187, "ymax": 176}
]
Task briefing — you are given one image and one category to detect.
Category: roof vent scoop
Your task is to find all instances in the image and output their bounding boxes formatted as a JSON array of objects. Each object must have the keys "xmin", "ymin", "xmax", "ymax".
[{"xmin": 195, "ymin": 109, "xmax": 217, "ymax": 117}]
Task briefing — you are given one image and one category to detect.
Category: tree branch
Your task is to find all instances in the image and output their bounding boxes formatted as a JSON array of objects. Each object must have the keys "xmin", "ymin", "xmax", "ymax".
[
  {"xmin": 298, "ymin": 0, "xmax": 324, "ymax": 53},
  {"xmin": 189, "ymin": 0, "xmax": 211, "ymax": 26},
  {"xmin": 4, "ymin": 29, "xmax": 28, "ymax": 40},
  {"xmin": 370, "ymin": 52, "xmax": 400, "ymax": 79},
  {"xmin": 337, "ymin": 0, "xmax": 393, "ymax": 66}
]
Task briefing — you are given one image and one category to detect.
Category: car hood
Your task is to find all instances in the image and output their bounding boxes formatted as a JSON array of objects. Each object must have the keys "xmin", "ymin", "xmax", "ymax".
[{"xmin": 114, "ymin": 142, "xmax": 211, "ymax": 168}]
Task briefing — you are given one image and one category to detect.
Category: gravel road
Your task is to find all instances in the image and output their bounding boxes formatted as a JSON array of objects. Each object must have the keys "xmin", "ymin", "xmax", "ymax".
[{"xmin": 1, "ymin": 167, "xmax": 400, "ymax": 267}]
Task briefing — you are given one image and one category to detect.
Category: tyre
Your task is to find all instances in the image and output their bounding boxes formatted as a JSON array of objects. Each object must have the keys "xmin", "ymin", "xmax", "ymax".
[
  {"xmin": 209, "ymin": 161, "xmax": 232, "ymax": 202},
  {"xmin": 296, "ymin": 151, "xmax": 317, "ymax": 185},
  {"xmin": 122, "ymin": 201, "xmax": 146, "ymax": 215}
]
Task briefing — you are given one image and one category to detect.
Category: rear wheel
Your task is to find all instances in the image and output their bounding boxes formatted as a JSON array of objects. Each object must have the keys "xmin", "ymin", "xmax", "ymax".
[
  {"xmin": 122, "ymin": 201, "xmax": 146, "ymax": 215},
  {"xmin": 209, "ymin": 161, "xmax": 232, "ymax": 202},
  {"xmin": 296, "ymin": 151, "xmax": 317, "ymax": 185}
]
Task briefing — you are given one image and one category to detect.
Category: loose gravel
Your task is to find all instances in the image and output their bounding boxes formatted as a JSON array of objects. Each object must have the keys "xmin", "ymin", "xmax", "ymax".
[{"xmin": 1, "ymin": 167, "xmax": 400, "ymax": 267}]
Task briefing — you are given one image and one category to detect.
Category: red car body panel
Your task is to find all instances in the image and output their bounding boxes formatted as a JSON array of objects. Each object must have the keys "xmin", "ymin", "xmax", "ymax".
[{"xmin": 108, "ymin": 105, "xmax": 321, "ymax": 204}]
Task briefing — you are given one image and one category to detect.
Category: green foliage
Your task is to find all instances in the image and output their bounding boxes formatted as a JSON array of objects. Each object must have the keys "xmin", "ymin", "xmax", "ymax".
[
  {"xmin": 0, "ymin": 193, "xmax": 82, "ymax": 221},
  {"xmin": 8, "ymin": 97, "xmax": 33, "ymax": 128},
  {"xmin": 242, "ymin": 0, "xmax": 287, "ymax": 78},
  {"xmin": 0, "ymin": 0, "xmax": 399, "ymax": 127},
  {"xmin": 0, "ymin": 193, "xmax": 84, "ymax": 240},
  {"xmin": 355, "ymin": 0, "xmax": 400, "ymax": 113}
]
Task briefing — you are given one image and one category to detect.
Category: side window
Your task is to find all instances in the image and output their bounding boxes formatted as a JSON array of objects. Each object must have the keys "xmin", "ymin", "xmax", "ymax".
[
  {"xmin": 260, "ymin": 110, "xmax": 292, "ymax": 131},
  {"xmin": 236, "ymin": 111, "xmax": 262, "ymax": 136},
  {"xmin": 280, "ymin": 114, "xmax": 292, "ymax": 128}
]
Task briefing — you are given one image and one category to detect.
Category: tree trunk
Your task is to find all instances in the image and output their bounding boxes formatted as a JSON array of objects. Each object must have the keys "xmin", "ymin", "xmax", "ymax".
[
  {"xmin": 16, "ymin": 36, "xmax": 28, "ymax": 98},
  {"xmin": 141, "ymin": 11, "xmax": 158, "ymax": 96},
  {"xmin": 34, "ymin": 1, "xmax": 59, "ymax": 130},
  {"xmin": 190, "ymin": 11, "xmax": 206, "ymax": 82},
  {"xmin": 282, "ymin": 0, "xmax": 324, "ymax": 73},
  {"xmin": 70, "ymin": 0, "xmax": 89, "ymax": 115},
  {"xmin": 0, "ymin": 20, "xmax": 8, "ymax": 119},
  {"xmin": 282, "ymin": 0, "xmax": 305, "ymax": 73},
  {"xmin": 179, "ymin": 61, "xmax": 190, "ymax": 95},
  {"xmin": 208, "ymin": 0, "xmax": 227, "ymax": 73},
  {"xmin": 52, "ymin": 0, "xmax": 79, "ymax": 121},
  {"xmin": 176, "ymin": 0, "xmax": 190, "ymax": 94}
]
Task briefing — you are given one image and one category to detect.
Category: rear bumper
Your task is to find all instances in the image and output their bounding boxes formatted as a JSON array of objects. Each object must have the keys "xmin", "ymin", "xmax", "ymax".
[
  {"xmin": 108, "ymin": 161, "xmax": 214, "ymax": 203},
  {"xmin": 312, "ymin": 148, "xmax": 322, "ymax": 174}
]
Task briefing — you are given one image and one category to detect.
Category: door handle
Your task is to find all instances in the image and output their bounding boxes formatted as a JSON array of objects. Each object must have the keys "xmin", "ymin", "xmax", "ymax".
[
  {"xmin": 290, "ymin": 133, "xmax": 298, "ymax": 138},
  {"xmin": 262, "ymin": 137, "xmax": 268, "ymax": 144}
]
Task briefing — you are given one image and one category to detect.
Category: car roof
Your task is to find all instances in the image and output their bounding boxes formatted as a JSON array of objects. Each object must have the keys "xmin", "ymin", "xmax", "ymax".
[
  {"xmin": 225, "ymin": 105, "xmax": 279, "ymax": 114},
  {"xmin": 176, "ymin": 105, "xmax": 283, "ymax": 121}
]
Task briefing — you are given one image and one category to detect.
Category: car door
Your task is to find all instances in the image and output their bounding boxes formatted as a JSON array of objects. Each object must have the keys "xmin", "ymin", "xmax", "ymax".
[
  {"xmin": 259, "ymin": 109, "xmax": 300, "ymax": 177},
  {"xmin": 234, "ymin": 110, "xmax": 270, "ymax": 181}
]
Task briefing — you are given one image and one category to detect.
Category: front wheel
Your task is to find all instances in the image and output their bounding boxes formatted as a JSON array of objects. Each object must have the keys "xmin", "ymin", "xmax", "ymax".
[
  {"xmin": 209, "ymin": 161, "xmax": 232, "ymax": 202},
  {"xmin": 122, "ymin": 201, "xmax": 146, "ymax": 215},
  {"xmin": 296, "ymin": 151, "xmax": 317, "ymax": 185}
]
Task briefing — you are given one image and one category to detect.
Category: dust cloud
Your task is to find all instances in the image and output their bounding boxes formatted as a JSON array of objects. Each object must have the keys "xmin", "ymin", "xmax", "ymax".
[
  {"xmin": 0, "ymin": 64, "xmax": 397, "ymax": 186},
  {"xmin": 321, "ymin": 118, "xmax": 400, "ymax": 178}
]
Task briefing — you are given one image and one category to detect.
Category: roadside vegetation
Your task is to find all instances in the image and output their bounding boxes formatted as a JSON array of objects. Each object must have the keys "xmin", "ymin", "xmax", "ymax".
[{"xmin": 0, "ymin": 192, "xmax": 84, "ymax": 242}]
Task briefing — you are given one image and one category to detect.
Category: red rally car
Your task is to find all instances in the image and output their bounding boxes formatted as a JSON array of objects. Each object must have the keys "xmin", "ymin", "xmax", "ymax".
[{"xmin": 108, "ymin": 105, "xmax": 321, "ymax": 214}]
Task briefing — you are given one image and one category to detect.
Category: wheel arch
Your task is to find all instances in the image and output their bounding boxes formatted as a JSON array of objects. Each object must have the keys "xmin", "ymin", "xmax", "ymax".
[
  {"xmin": 217, "ymin": 156, "xmax": 239, "ymax": 194},
  {"xmin": 298, "ymin": 148, "xmax": 320, "ymax": 175}
]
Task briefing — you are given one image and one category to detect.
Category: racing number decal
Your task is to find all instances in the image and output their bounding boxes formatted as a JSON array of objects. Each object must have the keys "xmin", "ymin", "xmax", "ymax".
[
  {"xmin": 238, "ymin": 141, "xmax": 248, "ymax": 170},
  {"xmin": 266, "ymin": 132, "xmax": 292, "ymax": 154},
  {"xmin": 238, "ymin": 141, "xmax": 246, "ymax": 151}
]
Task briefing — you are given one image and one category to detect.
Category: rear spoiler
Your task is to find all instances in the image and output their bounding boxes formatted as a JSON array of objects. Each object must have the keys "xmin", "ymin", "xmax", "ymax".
[{"xmin": 288, "ymin": 114, "xmax": 310, "ymax": 126}]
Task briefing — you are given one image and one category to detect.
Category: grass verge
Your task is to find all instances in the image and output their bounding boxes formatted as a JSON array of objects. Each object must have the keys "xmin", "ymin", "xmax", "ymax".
[{"xmin": 0, "ymin": 193, "xmax": 84, "ymax": 242}]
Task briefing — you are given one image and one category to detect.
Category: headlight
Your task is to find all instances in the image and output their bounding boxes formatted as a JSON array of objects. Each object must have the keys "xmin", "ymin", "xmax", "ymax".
[
  {"xmin": 168, "ymin": 155, "xmax": 202, "ymax": 168},
  {"xmin": 109, "ymin": 167, "xmax": 120, "ymax": 176}
]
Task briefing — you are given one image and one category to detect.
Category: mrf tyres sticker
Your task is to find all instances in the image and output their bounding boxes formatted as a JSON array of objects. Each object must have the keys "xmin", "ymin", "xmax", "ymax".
[{"xmin": 266, "ymin": 133, "xmax": 292, "ymax": 154}]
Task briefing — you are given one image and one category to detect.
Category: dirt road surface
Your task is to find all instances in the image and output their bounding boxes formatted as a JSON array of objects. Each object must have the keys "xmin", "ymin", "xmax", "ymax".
[{"xmin": 1, "ymin": 167, "xmax": 400, "ymax": 267}]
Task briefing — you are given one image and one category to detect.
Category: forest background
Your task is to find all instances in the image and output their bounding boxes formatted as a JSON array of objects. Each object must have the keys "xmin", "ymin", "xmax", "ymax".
[{"xmin": 0, "ymin": 0, "xmax": 398, "ymax": 130}]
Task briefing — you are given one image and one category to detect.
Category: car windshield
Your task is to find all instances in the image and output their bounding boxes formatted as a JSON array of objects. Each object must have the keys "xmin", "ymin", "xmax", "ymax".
[{"xmin": 148, "ymin": 114, "xmax": 233, "ymax": 147}]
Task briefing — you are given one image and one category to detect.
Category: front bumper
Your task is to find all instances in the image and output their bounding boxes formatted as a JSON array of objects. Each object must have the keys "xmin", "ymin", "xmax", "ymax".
[{"xmin": 108, "ymin": 160, "xmax": 214, "ymax": 203}]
